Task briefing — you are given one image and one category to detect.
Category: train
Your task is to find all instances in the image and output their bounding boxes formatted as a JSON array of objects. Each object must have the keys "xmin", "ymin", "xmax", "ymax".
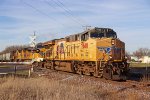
[
  {"xmin": 0, "ymin": 27, "xmax": 129, "ymax": 80},
  {"xmin": 0, "ymin": 47, "xmax": 43, "ymax": 63}
]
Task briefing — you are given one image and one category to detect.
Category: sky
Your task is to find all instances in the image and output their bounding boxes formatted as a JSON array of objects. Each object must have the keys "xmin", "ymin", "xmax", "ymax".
[{"xmin": 0, "ymin": 0, "xmax": 150, "ymax": 53}]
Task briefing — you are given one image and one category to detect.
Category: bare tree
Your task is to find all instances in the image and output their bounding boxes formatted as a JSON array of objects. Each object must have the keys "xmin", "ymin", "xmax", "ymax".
[
  {"xmin": 125, "ymin": 51, "xmax": 131, "ymax": 61},
  {"xmin": 133, "ymin": 48, "xmax": 150, "ymax": 58},
  {"xmin": 0, "ymin": 45, "xmax": 29, "ymax": 54}
]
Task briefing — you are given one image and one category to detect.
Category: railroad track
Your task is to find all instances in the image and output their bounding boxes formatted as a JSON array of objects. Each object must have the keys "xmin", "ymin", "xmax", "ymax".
[
  {"xmin": 0, "ymin": 73, "xmax": 29, "ymax": 78},
  {"xmin": 1, "ymin": 64, "xmax": 149, "ymax": 90},
  {"xmin": 33, "ymin": 68, "xmax": 150, "ymax": 90}
]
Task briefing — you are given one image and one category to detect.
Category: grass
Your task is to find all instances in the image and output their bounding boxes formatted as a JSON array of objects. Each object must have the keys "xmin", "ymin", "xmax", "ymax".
[
  {"xmin": 130, "ymin": 62, "xmax": 150, "ymax": 67},
  {"xmin": 0, "ymin": 77, "xmax": 143, "ymax": 100},
  {"xmin": 142, "ymin": 74, "xmax": 150, "ymax": 82}
]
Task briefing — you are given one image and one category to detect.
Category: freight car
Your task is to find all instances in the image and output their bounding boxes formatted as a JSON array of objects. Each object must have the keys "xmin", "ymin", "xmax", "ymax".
[
  {"xmin": 12, "ymin": 47, "xmax": 42, "ymax": 62},
  {"xmin": 0, "ymin": 53, "xmax": 11, "ymax": 62},
  {"xmin": 34, "ymin": 27, "xmax": 129, "ymax": 80},
  {"xmin": 0, "ymin": 55, "xmax": 2, "ymax": 61}
]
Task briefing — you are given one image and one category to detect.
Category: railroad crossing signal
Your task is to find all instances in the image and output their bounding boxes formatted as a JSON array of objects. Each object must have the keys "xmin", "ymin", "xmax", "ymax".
[
  {"xmin": 83, "ymin": 25, "xmax": 91, "ymax": 31},
  {"xmin": 29, "ymin": 32, "xmax": 36, "ymax": 48}
]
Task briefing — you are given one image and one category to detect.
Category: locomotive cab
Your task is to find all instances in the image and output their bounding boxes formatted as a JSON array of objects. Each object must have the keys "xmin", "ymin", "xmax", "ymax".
[{"xmin": 86, "ymin": 28, "xmax": 129, "ymax": 80}]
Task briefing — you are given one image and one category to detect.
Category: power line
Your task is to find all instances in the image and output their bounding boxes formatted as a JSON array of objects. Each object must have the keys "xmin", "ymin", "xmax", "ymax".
[
  {"xmin": 44, "ymin": 0, "xmax": 83, "ymax": 28},
  {"xmin": 56, "ymin": 0, "xmax": 88, "ymax": 25},
  {"xmin": 20, "ymin": 0, "xmax": 67, "ymax": 27},
  {"xmin": 20, "ymin": 0, "xmax": 88, "ymax": 33},
  {"xmin": 54, "ymin": 0, "xmax": 83, "ymax": 25},
  {"xmin": 21, "ymin": 0, "xmax": 55, "ymax": 21},
  {"xmin": 48, "ymin": 0, "xmax": 85, "ymax": 26}
]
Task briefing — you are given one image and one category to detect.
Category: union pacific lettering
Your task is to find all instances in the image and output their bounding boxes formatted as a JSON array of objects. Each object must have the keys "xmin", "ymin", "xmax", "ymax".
[{"xmin": 81, "ymin": 43, "xmax": 88, "ymax": 48}]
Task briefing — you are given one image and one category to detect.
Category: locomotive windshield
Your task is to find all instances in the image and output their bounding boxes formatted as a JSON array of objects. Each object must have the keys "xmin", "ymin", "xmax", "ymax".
[
  {"xmin": 90, "ymin": 29, "xmax": 117, "ymax": 38},
  {"xmin": 36, "ymin": 43, "xmax": 43, "ymax": 49},
  {"xmin": 106, "ymin": 31, "xmax": 117, "ymax": 38},
  {"xmin": 90, "ymin": 32, "xmax": 104, "ymax": 38}
]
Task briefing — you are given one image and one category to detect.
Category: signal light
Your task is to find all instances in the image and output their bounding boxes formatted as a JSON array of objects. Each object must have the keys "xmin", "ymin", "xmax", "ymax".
[{"xmin": 36, "ymin": 49, "xmax": 40, "ymax": 53}]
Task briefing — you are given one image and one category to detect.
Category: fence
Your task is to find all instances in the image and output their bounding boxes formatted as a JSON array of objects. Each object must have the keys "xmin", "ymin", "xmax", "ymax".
[
  {"xmin": 0, "ymin": 65, "xmax": 34, "ymax": 78},
  {"xmin": 141, "ymin": 73, "xmax": 150, "ymax": 82}
]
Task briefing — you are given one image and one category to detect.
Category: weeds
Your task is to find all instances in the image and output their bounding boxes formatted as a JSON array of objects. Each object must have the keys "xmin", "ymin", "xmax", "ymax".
[{"xmin": 0, "ymin": 77, "xmax": 143, "ymax": 100}]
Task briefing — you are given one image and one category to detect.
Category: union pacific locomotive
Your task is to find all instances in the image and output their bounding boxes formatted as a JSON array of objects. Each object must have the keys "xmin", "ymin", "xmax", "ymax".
[{"xmin": 0, "ymin": 27, "xmax": 129, "ymax": 80}]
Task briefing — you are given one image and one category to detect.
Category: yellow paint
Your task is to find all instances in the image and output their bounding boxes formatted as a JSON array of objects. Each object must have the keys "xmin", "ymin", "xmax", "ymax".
[{"xmin": 43, "ymin": 37, "xmax": 125, "ymax": 62}]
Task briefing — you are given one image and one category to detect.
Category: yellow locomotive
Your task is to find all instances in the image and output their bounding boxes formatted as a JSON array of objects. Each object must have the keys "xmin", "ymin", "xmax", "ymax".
[
  {"xmin": 36, "ymin": 27, "xmax": 129, "ymax": 80},
  {"xmin": 10, "ymin": 47, "xmax": 43, "ymax": 62}
]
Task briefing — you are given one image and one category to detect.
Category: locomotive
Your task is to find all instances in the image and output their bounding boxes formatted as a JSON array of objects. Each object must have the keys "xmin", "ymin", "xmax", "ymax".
[
  {"xmin": 0, "ymin": 27, "xmax": 129, "ymax": 80},
  {"xmin": 0, "ymin": 47, "xmax": 42, "ymax": 63},
  {"xmin": 35, "ymin": 27, "xmax": 129, "ymax": 80}
]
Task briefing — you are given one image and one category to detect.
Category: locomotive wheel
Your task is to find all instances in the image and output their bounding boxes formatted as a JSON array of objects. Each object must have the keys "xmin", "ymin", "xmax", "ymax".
[
  {"xmin": 90, "ymin": 72, "xmax": 94, "ymax": 76},
  {"xmin": 71, "ymin": 61, "xmax": 77, "ymax": 73},
  {"xmin": 103, "ymin": 66, "xmax": 113, "ymax": 80},
  {"xmin": 44, "ymin": 62, "xmax": 50, "ymax": 69},
  {"xmin": 32, "ymin": 62, "xmax": 40, "ymax": 71},
  {"xmin": 99, "ymin": 72, "xmax": 103, "ymax": 78},
  {"xmin": 52, "ymin": 61, "xmax": 55, "ymax": 70},
  {"xmin": 51, "ymin": 61, "xmax": 55, "ymax": 70}
]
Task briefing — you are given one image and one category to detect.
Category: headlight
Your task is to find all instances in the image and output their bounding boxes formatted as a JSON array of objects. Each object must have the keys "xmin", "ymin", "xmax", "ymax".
[
  {"xmin": 36, "ymin": 49, "xmax": 40, "ymax": 53},
  {"xmin": 111, "ymin": 39, "xmax": 115, "ymax": 45},
  {"xmin": 109, "ymin": 55, "xmax": 112, "ymax": 60}
]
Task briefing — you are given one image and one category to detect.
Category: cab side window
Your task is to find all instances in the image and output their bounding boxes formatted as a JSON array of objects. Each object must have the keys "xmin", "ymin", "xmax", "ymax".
[{"xmin": 81, "ymin": 32, "xmax": 89, "ymax": 41}]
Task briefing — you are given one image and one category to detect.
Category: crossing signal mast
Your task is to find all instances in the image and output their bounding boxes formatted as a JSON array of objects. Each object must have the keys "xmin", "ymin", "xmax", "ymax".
[
  {"xmin": 29, "ymin": 31, "xmax": 37, "ymax": 48},
  {"xmin": 82, "ymin": 25, "xmax": 92, "ymax": 31}
]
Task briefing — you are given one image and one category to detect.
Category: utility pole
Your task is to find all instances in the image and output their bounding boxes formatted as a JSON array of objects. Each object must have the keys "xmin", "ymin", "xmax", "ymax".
[{"xmin": 82, "ymin": 25, "xmax": 91, "ymax": 31}]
